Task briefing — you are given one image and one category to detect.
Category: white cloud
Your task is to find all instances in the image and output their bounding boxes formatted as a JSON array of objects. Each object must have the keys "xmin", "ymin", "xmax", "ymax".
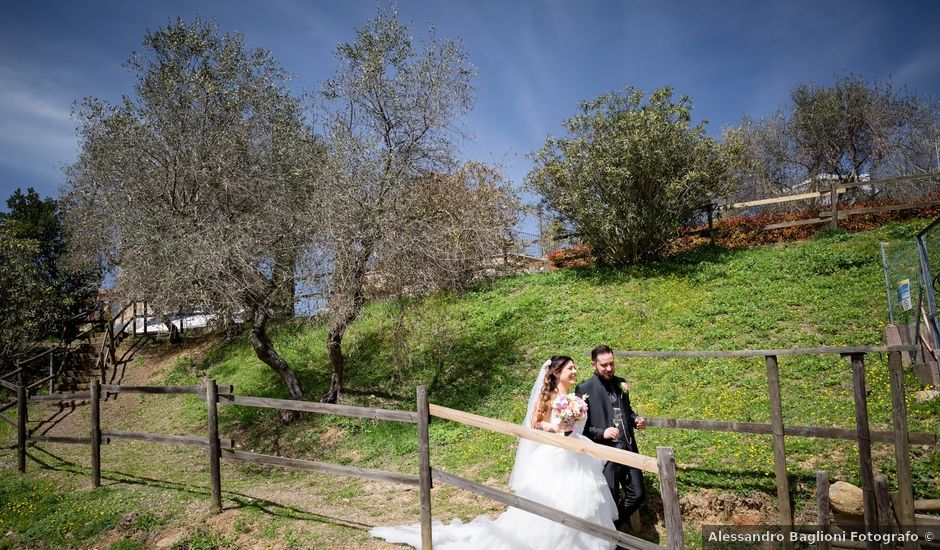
[{"xmin": 0, "ymin": 64, "xmax": 78, "ymax": 186}]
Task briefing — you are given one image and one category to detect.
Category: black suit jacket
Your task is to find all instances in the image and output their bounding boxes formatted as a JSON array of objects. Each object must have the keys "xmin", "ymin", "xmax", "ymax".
[{"xmin": 576, "ymin": 374, "xmax": 639, "ymax": 453}]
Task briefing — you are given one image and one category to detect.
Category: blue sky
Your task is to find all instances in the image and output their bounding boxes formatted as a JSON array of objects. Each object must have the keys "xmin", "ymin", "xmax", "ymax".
[{"xmin": 2, "ymin": 0, "xmax": 939, "ymax": 216}]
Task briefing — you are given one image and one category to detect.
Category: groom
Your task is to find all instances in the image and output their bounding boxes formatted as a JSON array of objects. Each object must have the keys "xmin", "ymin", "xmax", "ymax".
[{"xmin": 576, "ymin": 344, "xmax": 647, "ymax": 529}]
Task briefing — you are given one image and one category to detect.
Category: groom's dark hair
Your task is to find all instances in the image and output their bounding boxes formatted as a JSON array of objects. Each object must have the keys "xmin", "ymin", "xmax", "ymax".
[{"xmin": 591, "ymin": 344, "xmax": 614, "ymax": 362}]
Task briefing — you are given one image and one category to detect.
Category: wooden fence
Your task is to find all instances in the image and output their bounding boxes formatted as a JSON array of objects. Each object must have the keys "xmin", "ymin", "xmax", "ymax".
[
  {"xmin": 13, "ymin": 379, "xmax": 678, "ymax": 550},
  {"xmin": 0, "ymin": 301, "xmax": 130, "ymax": 399},
  {"xmin": 612, "ymin": 345, "xmax": 934, "ymax": 550},
  {"xmin": 9, "ymin": 343, "xmax": 937, "ymax": 550},
  {"xmin": 719, "ymin": 173, "xmax": 939, "ymax": 231}
]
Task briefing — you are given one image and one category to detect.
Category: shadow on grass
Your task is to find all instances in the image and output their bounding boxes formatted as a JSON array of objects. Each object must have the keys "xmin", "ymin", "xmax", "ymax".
[
  {"xmin": 31, "ymin": 402, "xmax": 83, "ymax": 437},
  {"xmin": 25, "ymin": 445, "xmax": 379, "ymax": 531},
  {"xmin": 340, "ymin": 309, "xmax": 529, "ymax": 412},
  {"xmin": 560, "ymin": 243, "xmax": 745, "ymax": 285}
]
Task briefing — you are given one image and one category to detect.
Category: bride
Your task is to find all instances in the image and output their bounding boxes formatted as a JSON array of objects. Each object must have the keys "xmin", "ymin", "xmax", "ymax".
[{"xmin": 371, "ymin": 355, "xmax": 618, "ymax": 549}]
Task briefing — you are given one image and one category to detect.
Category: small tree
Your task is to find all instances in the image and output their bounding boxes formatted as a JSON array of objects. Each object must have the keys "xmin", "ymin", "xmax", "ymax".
[
  {"xmin": 0, "ymin": 188, "xmax": 99, "ymax": 340},
  {"xmin": 528, "ymin": 86, "xmax": 735, "ymax": 265},
  {"xmin": 372, "ymin": 162, "xmax": 518, "ymax": 295},
  {"xmin": 317, "ymin": 8, "xmax": 516, "ymax": 402},
  {"xmin": 63, "ymin": 18, "xmax": 323, "ymax": 407},
  {"xmin": 0, "ymin": 232, "xmax": 56, "ymax": 371},
  {"xmin": 728, "ymin": 74, "xmax": 940, "ymax": 205}
]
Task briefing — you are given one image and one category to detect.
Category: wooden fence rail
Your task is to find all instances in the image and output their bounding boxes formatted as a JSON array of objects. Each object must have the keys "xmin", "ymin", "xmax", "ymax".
[
  {"xmin": 430, "ymin": 467, "xmax": 662, "ymax": 550},
  {"xmin": 643, "ymin": 416, "xmax": 936, "ymax": 445},
  {"xmin": 429, "ymin": 403, "xmax": 659, "ymax": 473},
  {"xmin": 5, "ymin": 303, "xmax": 129, "ymax": 401},
  {"xmin": 222, "ymin": 394, "xmax": 417, "ymax": 423},
  {"xmin": 13, "ymin": 379, "xmax": 677, "ymax": 550},
  {"xmin": 610, "ymin": 345, "xmax": 926, "ymax": 547},
  {"xmin": 427, "ymin": 399, "xmax": 679, "ymax": 550},
  {"xmin": 612, "ymin": 344, "xmax": 913, "ymax": 358},
  {"xmin": 9, "ymin": 342, "xmax": 933, "ymax": 549},
  {"xmin": 720, "ymin": 172, "xmax": 939, "ymax": 231}
]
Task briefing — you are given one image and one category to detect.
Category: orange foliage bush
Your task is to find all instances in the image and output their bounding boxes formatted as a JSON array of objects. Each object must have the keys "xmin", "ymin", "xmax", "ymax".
[
  {"xmin": 545, "ymin": 244, "xmax": 594, "ymax": 269},
  {"xmin": 546, "ymin": 198, "xmax": 940, "ymax": 268},
  {"xmin": 677, "ymin": 197, "xmax": 940, "ymax": 252}
]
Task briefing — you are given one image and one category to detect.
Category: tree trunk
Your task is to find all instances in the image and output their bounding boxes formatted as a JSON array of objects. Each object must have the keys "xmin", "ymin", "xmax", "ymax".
[
  {"xmin": 249, "ymin": 307, "xmax": 304, "ymax": 422},
  {"xmin": 321, "ymin": 242, "xmax": 371, "ymax": 404},
  {"xmin": 162, "ymin": 314, "xmax": 182, "ymax": 344},
  {"xmin": 323, "ymin": 322, "xmax": 346, "ymax": 404},
  {"xmin": 271, "ymin": 247, "xmax": 297, "ymax": 320}
]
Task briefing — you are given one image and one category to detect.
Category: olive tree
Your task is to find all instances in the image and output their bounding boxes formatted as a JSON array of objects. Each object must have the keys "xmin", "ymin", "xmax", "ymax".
[
  {"xmin": 317, "ymin": 9, "xmax": 516, "ymax": 402},
  {"xmin": 528, "ymin": 86, "xmax": 736, "ymax": 265},
  {"xmin": 63, "ymin": 18, "xmax": 323, "ymax": 404},
  {"xmin": 728, "ymin": 74, "xmax": 940, "ymax": 205}
]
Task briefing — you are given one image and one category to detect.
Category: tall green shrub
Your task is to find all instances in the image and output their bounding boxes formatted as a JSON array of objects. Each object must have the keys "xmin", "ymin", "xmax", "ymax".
[{"xmin": 528, "ymin": 87, "xmax": 736, "ymax": 265}]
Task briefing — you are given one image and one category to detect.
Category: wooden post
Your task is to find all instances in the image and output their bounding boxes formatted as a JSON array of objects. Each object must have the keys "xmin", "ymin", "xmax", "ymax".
[
  {"xmin": 107, "ymin": 319, "xmax": 116, "ymax": 368},
  {"xmin": 707, "ymin": 204, "xmax": 715, "ymax": 246},
  {"xmin": 850, "ymin": 353, "xmax": 878, "ymax": 547},
  {"xmin": 874, "ymin": 474, "xmax": 897, "ymax": 533},
  {"xmin": 16, "ymin": 367, "xmax": 26, "ymax": 473},
  {"xmin": 657, "ymin": 447, "xmax": 683, "ymax": 550},
  {"xmin": 765, "ymin": 354, "xmax": 793, "ymax": 539},
  {"xmin": 91, "ymin": 378, "xmax": 101, "ymax": 487},
  {"xmin": 206, "ymin": 378, "xmax": 222, "ymax": 514},
  {"xmin": 816, "ymin": 471, "xmax": 831, "ymax": 550},
  {"xmin": 887, "ymin": 350, "xmax": 917, "ymax": 548},
  {"xmin": 48, "ymin": 352, "xmax": 54, "ymax": 395},
  {"xmin": 417, "ymin": 385, "xmax": 433, "ymax": 550},
  {"xmin": 132, "ymin": 302, "xmax": 137, "ymax": 336},
  {"xmin": 830, "ymin": 180, "xmax": 839, "ymax": 229}
]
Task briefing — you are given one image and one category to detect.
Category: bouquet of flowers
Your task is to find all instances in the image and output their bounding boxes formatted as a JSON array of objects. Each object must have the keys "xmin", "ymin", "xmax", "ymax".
[{"xmin": 552, "ymin": 393, "xmax": 588, "ymax": 425}]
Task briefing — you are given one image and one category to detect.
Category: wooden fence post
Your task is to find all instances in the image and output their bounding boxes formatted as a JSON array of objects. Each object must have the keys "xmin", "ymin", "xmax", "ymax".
[
  {"xmin": 107, "ymin": 319, "xmax": 116, "ymax": 367},
  {"xmin": 765, "ymin": 354, "xmax": 793, "ymax": 539},
  {"xmin": 816, "ymin": 470, "xmax": 831, "ymax": 550},
  {"xmin": 874, "ymin": 474, "xmax": 897, "ymax": 533},
  {"xmin": 657, "ymin": 446, "xmax": 683, "ymax": 550},
  {"xmin": 849, "ymin": 354, "xmax": 878, "ymax": 550},
  {"xmin": 91, "ymin": 378, "xmax": 101, "ymax": 487},
  {"xmin": 830, "ymin": 180, "xmax": 839, "ymax": 229},
  {"xmin": 206, "ymin": 378, "xmax": 222, "ymax": 514},
  {"xmin": 16, "ymin": 366, "xmax": 26, "ymax": 473},
  {"xmin": 417, "ymin": 385, "xmax": 433, "ymax": 549},
  {"xmin": 707, "ymin": 204, "xmax": 715, "ymax": 246},
  {"xmin": 887, "ymin": 350, "xmax": 917, "ymax": 549},
  {"xmin": 48, "ymin": 352, "xmax": 54, "ymax": 395}
]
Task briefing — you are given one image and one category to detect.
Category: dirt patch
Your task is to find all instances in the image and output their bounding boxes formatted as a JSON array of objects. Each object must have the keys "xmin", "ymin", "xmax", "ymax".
[
  {"xmin": 679, "ymin": 489, "xmax": 777, "ymax": 525},
  {"xmin": 319, "ymin": 426, "xmax": 346, "ymax": 447}
]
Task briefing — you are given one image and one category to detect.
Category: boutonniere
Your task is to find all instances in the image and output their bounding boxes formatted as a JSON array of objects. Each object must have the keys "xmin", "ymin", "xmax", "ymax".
[
  {"xmin": 582, "ymin": 394, "xmax": 589, "ymax": 402},
  {"xmin": 620, "ymin": 381, "xmax": 629, "ymax": 393}
]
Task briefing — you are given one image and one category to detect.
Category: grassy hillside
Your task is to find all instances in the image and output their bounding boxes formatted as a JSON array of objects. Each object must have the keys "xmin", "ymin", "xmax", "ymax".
[
  {"xmin": 168, "ymin": 221, "xmax": 938, "ymax": 495},
  {"xmin": 2, "ymin": 221, "xmax": 938, "ymax": 548}
]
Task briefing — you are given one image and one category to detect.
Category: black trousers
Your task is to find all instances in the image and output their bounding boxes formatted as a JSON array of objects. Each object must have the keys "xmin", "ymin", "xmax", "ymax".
[{"xmin": 603, "ymin": 460, "xmax": 645, "ymax": 521}]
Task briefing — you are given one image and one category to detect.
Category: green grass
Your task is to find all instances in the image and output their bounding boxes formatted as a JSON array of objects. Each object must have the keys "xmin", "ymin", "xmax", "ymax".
[
  {"xmin": 175, "ymin": 220, "xmax": 937, "ymax": 500},
  {"xmin": 3, "ymin": 220, "xmax": 939, "ymax": 548},
  {"xmin": 0, "ymin": 475, "xmax": 179, "ymax": 549}
]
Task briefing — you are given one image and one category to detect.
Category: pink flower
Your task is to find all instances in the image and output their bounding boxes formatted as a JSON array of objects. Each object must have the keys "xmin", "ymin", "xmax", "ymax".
[{"xmin": 551, "ymin": 394, "xmax": 588, "ymax": 424}]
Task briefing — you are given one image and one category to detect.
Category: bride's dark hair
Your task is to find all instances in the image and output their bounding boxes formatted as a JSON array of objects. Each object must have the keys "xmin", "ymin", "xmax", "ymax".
[{"xmin": 532, "ymin": 355, "xmax": 574, "ymax": 427}]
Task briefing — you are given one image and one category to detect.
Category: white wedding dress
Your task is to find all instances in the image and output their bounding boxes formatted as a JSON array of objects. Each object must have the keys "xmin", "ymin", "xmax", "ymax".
[{"xmin": 371, "ymin": 371, "xmax": 618, "ymax": 550}]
